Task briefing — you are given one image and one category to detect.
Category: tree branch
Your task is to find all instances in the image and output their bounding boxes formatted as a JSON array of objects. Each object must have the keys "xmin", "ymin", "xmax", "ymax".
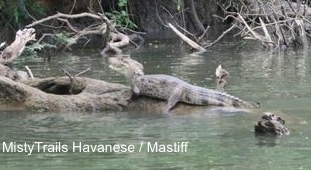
[
  {"xmin": 168, "ymin": 23, "xmax": 206, "ymax": 52},
  {"xmin": 26, "ymin": 12, "xmax": 102, "ymax": 27},
  {"xmin": 0, "ymin": 28, "xmax": 36, "ymax": 64}
]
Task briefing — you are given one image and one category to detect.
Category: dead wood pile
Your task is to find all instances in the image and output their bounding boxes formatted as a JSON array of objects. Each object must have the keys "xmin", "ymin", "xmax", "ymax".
[{"xmin": 220, "ymin": 0, "xmax": 311, "ymax": 48}]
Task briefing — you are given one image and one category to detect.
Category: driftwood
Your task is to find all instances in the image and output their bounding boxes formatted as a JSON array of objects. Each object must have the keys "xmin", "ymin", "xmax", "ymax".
[
  {"xmin": 0, "ymin": 28, "xmax": 36, "ymax": 64},
  {"xmin": 101, "ymin": 32, "xmax": 130, "ymax": 56},
  {"xmin": 0, "ymin": 76, "xmax": 131, "ymax": 111},
  {"xmin": 220, "ymin": 0, "xmax": 311, "ymax": 48},
  {"xmin": 0, "ymin": 28, "xmax": 36, "ymax": 81},
  {"xmin": 101, "ymin": 32, "xmax": 145, "ymax": 56},
  {"xmin": 168, "ymin": 23, "xmax": 206, "ymax": 52}
]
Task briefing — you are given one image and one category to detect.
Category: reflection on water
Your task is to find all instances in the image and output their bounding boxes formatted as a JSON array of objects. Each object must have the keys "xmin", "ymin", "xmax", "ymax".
[{"xmin": 1, "ymin": 41, "xmax": 311, "ymax": 169}]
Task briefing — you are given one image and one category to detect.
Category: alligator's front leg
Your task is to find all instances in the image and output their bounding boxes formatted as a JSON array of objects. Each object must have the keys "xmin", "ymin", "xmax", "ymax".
[
  {"xmin": 132, "ymin": 84, "xmax": 140, "ymax": 95},
  {"xmin": 164, "ymin": 86, "xmax": 183, "ymax": 112}
]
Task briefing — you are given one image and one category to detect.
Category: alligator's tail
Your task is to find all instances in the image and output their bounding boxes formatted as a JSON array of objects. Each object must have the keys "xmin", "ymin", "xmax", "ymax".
[
  {"xmin": 185, "ymin": 86, "xmax": 259, "ymax": 109},
  {"xmin": 214, "ymin": 91, "xmax": 260, "ymax": 109},
  {"xmin": 236, "ymin": 100, "xmax": 260, "ymax": 109}
]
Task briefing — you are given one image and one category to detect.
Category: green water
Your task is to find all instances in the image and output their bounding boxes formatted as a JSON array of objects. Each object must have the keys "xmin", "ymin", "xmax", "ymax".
[{"xmin": 1, "ymin": 41, "xmax": 311, "ymax": 169}]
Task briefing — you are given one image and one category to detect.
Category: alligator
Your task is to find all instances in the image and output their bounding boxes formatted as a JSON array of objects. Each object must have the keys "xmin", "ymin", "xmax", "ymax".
[{"xmin": 109, "ymin": 56, "xmax": 259, "ymax": 112}]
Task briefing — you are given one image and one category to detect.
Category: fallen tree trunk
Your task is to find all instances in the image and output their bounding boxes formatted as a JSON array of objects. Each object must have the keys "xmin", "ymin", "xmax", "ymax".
[{"xmin": 0, "ymin": 76, "xmax": 131, "ymax": 111}]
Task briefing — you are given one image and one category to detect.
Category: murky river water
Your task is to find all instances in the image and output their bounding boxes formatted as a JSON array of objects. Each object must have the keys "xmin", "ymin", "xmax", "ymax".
[{"xmin": 1, "ymin": 40, "xmax": 311, "ymax": 169}]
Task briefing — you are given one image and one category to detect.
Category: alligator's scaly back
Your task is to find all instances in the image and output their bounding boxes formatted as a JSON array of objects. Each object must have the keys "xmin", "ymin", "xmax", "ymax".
[
  {"xmin": 132, "ymin": 73, "xmax": 258, "ymax": 111},
  {"xmin": 109, "ymin": 56, "xmax": 259, "ymax": 111}
]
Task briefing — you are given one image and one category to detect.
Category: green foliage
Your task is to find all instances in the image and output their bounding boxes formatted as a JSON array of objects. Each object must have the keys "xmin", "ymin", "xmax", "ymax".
[
  {"xmin": 55, "ymin": 32, "xmax": 77, "ymax": 46},
  {"xmin": 106, "ymin": 11, "xmax": 137, "ymax": 29},
  {"xmin": 24, "ymin": 42, "xmax": 56, "ymax": 55},
  {"xmin": 0, "ymin": 1, "xmax": 4, "ymax": 10},
  {"xmin": 24, "ymin": 32, "xmax": 75, "ymax": 55},
  {"xmin": 118, "ymin": 0, "xmax": 127, "ymax": 8},
  {"xmin": 0, "ymin": 0, "xmax": 46, "ymax": 28},
  {"xmin": 105, "ymin": 0, "xmax": 137, "ymax": 29}
]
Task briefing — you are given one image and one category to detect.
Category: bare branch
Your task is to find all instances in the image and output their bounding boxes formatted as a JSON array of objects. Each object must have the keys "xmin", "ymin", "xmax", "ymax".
[
  {"xmin": 26, "ymin": 12, "xmax": 102, "ymax": 28},
  {"xmin": 237, "ymin": 13, "xmax": 273, "ymax": 44},
  {"xmin": 259, "ymin": 17, "xmax": 272, "ymax": 42},
  {"xmin": 75, "ymin": 67, "xmax": 91, "ymax": 77},
  {"xmin": 168, "ymin": 23, "xmax": 206, "ymax": 52},
  {"xmin": 25, "ymin": 66, "xmax": 34, "ymax": 79},
  {"xmin": 204, "ymin": 25, "xmax": 236, "ymax": 48}
]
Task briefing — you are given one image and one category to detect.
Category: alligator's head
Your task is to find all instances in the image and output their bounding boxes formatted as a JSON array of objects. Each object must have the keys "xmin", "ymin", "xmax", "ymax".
[
  {"xmin": 255, "ymin": 112, "xmax": 290, "ymax": 136},
  {"xmin": 108, "ymin": 56, "xmax": 144, "ymax": 77}
]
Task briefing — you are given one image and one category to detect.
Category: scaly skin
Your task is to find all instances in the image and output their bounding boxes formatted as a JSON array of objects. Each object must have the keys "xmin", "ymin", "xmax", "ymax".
[
  {"xmin": 132, "ymin": 72, "xmax": 258, "ymax": 111},
  {"xmin": 109, "ymin": 56, "xmax": 259, "ymax": 111}
]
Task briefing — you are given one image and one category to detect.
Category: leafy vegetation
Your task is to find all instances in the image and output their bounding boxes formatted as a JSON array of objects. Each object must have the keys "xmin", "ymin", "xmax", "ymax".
[
  {"xmin": 105, "ymin": 0, "xmax": 137, "ymax": 29},
  {"xmin": 0, "ymin": 0, "xmax": 46, "ymax": 29},
  {"xmin": 0, "ymin": 1, "xmax": 4, "ymax": 10}
]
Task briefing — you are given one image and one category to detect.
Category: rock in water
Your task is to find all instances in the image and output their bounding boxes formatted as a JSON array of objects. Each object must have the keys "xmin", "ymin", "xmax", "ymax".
[{"xmin": 255, "ymin": 112, "xmax": 290, "ymax": 136}]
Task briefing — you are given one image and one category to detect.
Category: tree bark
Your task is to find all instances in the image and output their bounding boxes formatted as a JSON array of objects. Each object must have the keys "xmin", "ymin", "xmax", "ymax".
[{"xmin": 0, "ymin": 28, "xmax": 36, "ymax": 64}]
